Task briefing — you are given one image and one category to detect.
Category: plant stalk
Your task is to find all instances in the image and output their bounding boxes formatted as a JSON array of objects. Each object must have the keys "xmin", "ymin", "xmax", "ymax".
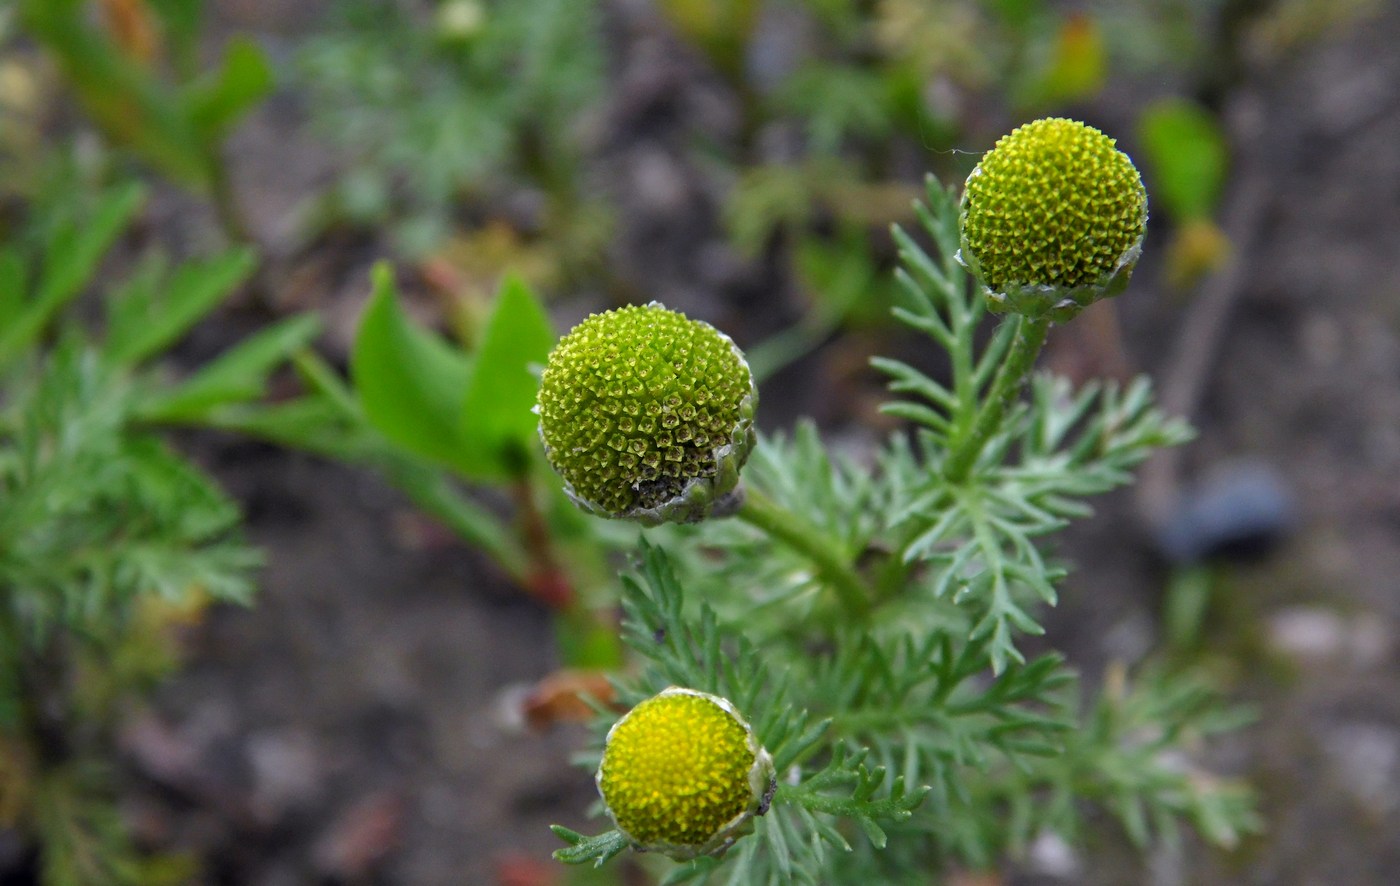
[
  {"xmin": 942, "ymin": 314, "xmax": 1052, "ymax": 484},
  {"xmin": 734, "ymin": 486, "xmax": 871, "ymax": 618}
]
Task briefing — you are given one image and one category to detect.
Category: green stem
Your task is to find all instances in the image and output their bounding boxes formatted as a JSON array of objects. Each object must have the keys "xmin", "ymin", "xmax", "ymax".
[
  {"xmin": 735, "ymin": 486, "xmax": 871, "ymax": 619},
  {"xmin": 207, "ymin": 149, "xmax": 255, "ymax": 249},
  {"xmin": 942, "ymin": 314, "xmax": 1052, "ymax": 484},
  {"xmin": 870, "ymin": 545, "xmax": 917, "ymax": 607}
]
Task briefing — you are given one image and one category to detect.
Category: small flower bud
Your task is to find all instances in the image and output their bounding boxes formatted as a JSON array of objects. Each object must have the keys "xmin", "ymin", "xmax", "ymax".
[
  {"xmin": 597, "ymin": 687, "xmax": 776, "ymax": 860},
  {"xmin": 958, "ymin": 117, "xmax": 1148, "ymax": 321},
  {"xmin": 536, "ymin": 303, "xmax": 757, "ymax": 526}
]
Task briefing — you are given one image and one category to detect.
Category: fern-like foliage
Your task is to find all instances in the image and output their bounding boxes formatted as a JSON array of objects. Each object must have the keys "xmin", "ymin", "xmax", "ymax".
[
  {"xmin": 560, "ymin": 177, "xmax": 1254, "ymax": 879},
  {"xmin": 874, "ymin": 179, "xmax": 1192, "ymax": 670},
  {"xmin": 0, "ymin": 184, "xmax": 263, "ymax": 644},
  {"xmin": 556, "ymin": 540, "xmax": 928, "ymax": 884},
  {"xmin": 0, "ymin": 344, "xmax": 258, "ymax": 639},
  {"xmin": 0, "ymin": 182, "xmax": 304, "ymax": 886},
  {"xmin": 297, "ymin": 0, "xmax": 605, "ymax": 253},
  {"xmin": 672, "ymin": 179, "xmax": 1190, "ymax": 671}
]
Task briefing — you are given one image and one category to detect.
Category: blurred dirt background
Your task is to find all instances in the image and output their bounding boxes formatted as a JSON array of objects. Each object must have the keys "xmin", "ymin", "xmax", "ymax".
[{"xmin": 23, "ymin": 0, "xmax": 1398, "ymax": 884}]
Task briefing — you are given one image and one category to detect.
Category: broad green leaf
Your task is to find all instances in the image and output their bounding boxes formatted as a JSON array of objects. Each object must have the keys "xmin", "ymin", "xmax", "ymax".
[
  {"xmin": 458, "ymin": 274, "xmax": 555, "ymax": 480},
  {"xmin": 105, "ymin": 248, "xmax": 257, "ymax": 366},
  {"xmin": 0, "ymin": 182, "xmax": 145, "ymax": 372},
  {"xmin": 351, "ymin": 263, "xmax": 475, "ymax": 473},
  {"xmin": 141, "ymin": 313, "xmax": 322, "ymax": 421},
  {"xmin": 186, "ymin": 37, "xmax": 274, "ymax": 138},
  {"xmin": 1138, "ymin": 98, "xmax": 1229, "ymax": 221}
]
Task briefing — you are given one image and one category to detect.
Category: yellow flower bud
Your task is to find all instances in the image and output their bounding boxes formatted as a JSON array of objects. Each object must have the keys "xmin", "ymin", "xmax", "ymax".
[
  {"xmin": 536, "ymin": 303, "xmax": 756, "ymax": 525},
  {"xmin": 597, "ymin": 687, "xmax": 776, "ymax": 860},
  {"xmin": 959, "ymin": 117, "xmax": 1148, "ymax": 321}
]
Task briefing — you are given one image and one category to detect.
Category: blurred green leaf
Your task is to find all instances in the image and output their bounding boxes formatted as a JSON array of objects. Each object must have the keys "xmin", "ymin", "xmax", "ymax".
[
  {"xmin": 775, "ymin": 65, "xmax": 894, "ymax": 154},
  {"xmin": 988, "ymin": 0, "xmax": 1048, "ymax": 31},
  {"xmin": 458, "ymin": 274, "xmax": 555, "ymax": 480},
  {"xmin": 34, "ymin": 762, "xmax": 196, "ymax": 886},
  {"xmin": 747, "ymin": 228, "xmax": 885, "ymax": 383},
  {"xmin": 105, "ymin": 248, "xmax": 257, "ymax": 367},
  {"xmin": 726, "ymin": 163, "xmax": 822, "ymax": 258},
  {"xmin": 20, "ymin": 0, "xmax": 268, "ymax": 191},
  {"xmin": 19, "ymin": 0, "xmax": 210, "ymax": 186},
  {"xmin": 0, "ymin": 249, "xmax": 25, "ymax": 329},
  {"xmin": 200, "ymin": 380, "xmax": 532, "ymax": 583},
  {"xmin": 1138, "ymin": 98, "xmax": 1229, "ymax": 221},
  {"xmin": 149, "ymin": 0, "xmax": 205, "ymax": 73},
  {"xmin": 140, "ymin": 313, "xmax": 323, "ymax": 422},
  {"xmin": 1020, "ymin": 13, "xmax": 1106, "ymax": 108},
  {"xmin": 351, "ymin": 263, "xmax": 475, "ymax": 474},
  {"xmin": 202, "ymin": 397, "xmax": 367, "ymax": 461},
  {"xmin": 186, "ymin": 36, "xmax": 274, "ymax": 139},
  {"xmin": 295, "ymin": 0, "xmax": 604, "ymax": 256},
  {"xmin": 656, "ymin": 0, "xmax": 758, "ymax": 79},
  {"xmin": 0, "ymin": 182, "xmax": 145, "ymax": 373},
  {"xmin": 291, "ymin": 349, "xmax": 359, "ymax": 414}
]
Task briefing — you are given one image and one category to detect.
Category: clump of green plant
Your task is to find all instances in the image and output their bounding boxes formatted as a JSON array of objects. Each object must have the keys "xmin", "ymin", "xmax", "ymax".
[
  {"xmin": 297, "ymin": 0, "xmax": 608, "ymax": 262},
  {"xmin": 547, "ymin": 119, "xmax": 1258, "ymax": 882},
  {"xmin": 1136, "ymin": 97, "xmax": 1232, "ymax": 289},
  {"xmin": 180, "ymin": 262, "xmax": 626, "ymax": 669},
  {"xmin": 16, "ymin": 0, "xmax": 273, "ymax": 244},
  {"xmin": 0, "ymin": 182, "xmax": 315, "ymax": 885}
]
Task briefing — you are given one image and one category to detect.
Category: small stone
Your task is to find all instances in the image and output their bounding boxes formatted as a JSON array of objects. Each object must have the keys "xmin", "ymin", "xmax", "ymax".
[
  {"xmin": 1027, "ymin": 830, "xmax": 1081, "ymax": 879},
  {"xmin": 246, "ymin": 728, "xmax": 325, "ymax": 822},
  {"xmin": 1155, "ymin": 461, "xmax": 1297, "ymax": 564},
  {"xmin": 1267, "ymin": 607, "xmax": 1393, "ymax": 670},
  {"xmin": 1320, "ymin": 722, "xmax": 1400, "ymax": 816}
]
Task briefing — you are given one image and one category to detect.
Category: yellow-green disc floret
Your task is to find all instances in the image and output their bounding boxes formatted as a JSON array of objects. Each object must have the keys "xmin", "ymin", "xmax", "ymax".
[
  {"xmin": 597, "ymin": 688, "xmax": 774, "ymax": 859},
  {"xmin": 536, "ymin": 303, "xmax": 756, "ymax": 525},
  {"xmin": 960, "ymin": 117, "xmax": 1147, "ymax": 319}
]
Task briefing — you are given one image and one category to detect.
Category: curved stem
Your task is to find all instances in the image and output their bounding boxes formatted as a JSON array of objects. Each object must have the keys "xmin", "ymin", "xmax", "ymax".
[
  {"xmin": 942, "ymin": 314, "xmax": 1052, "ymax": 484},
  {"xmin": 207, "ymin": 149, "xmax": 255, "ymax": 248},
  {"xmin": 734, "ymin": 486, "xmax": 871, "ymax": 619}
]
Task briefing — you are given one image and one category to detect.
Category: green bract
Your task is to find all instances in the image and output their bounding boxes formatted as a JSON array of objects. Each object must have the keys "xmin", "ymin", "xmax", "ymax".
[
  {"xmin": 536, "ymin": 303, "xmax": 757, "ymax": 525},
  {"xmin": 959, "ymin": 117, "xmax": 1147, "ymax": 321}
]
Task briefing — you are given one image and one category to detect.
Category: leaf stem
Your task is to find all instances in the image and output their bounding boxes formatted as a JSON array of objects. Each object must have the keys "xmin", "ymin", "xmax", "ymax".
[
  {"xmin": 734, "ymin": 486, "xmax": 871, "ymax": 619},
  {"xmin": 942, "ymin": 314, "xmax": 1052, "ymax": 484},
  {"xmin": 509, "ymin": 473, "xmax": 575, "ymax": 610}
]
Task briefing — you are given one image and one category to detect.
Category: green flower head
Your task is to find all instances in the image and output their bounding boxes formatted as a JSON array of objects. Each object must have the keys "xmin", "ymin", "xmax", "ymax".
[
  {"xmin": 597, "ymin": 687, "xmax": 776, "ymax": 860},
  {"xmin": 958, "ymin": 117, "xmax": 1148, "ymax": 321},
  {"xmin": 535, "ymin": 303, "xmax": 757, "ymax": 526}
]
